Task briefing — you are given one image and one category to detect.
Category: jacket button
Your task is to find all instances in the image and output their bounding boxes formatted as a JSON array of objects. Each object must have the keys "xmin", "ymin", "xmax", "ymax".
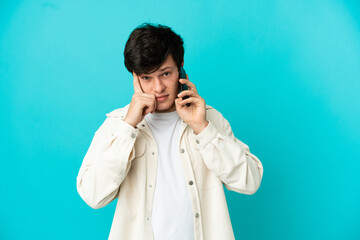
[
  {"xmin": 131, "ymin": 133, "xmax": 136, "ymax": 138},
  {"xmin": 195, "ymin": 213, "xmax": 200, "ymax": 218},
  {"xmin": 189, "ymin": 180, "xmax": 193, "ymax": 185},
  {"xmin": 141, "ymin": 124, "xmax": 145, "ymax": 127},
  {"xmin": 196, "ymin": 140, "xmax": 199, "ymax": 144},
  {"xmin": 180, "ymin": 148, "xmax": 185, "ymax": 153},
  {"xmin": 152, "ymin": 152, "xmax": 155, "ymax": 155}
]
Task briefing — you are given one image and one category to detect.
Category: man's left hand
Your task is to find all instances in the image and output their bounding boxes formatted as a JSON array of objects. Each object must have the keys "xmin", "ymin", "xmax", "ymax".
[{"xmin": 175, "ymin": 74, "xmax": 209, "ymax": 135}]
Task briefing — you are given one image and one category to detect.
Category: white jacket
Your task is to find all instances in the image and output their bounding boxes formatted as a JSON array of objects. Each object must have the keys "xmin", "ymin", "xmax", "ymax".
[{"xmin": 76, "ymin": 104, "xmax": 263, "ymax": 240}]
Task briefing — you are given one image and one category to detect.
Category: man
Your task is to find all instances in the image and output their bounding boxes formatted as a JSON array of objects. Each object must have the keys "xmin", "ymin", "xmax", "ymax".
[{"xmin": 76, "ymin": 23, "xmax": 263, "ymax": 240}]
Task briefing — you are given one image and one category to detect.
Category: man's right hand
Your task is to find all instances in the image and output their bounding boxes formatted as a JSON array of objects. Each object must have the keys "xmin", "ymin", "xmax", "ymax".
[{"xmin": 124, "ymin": 72, "xmax": 156, "ymax": 128}]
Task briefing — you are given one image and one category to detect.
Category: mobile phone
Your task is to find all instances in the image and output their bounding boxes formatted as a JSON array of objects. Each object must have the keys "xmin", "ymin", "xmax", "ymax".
[{"xmin": 179, "ymin": 67, "xmax": 190, "ymax": 107}]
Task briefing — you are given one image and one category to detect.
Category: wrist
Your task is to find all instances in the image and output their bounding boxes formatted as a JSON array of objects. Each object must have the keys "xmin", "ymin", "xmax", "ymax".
[
  {"xmin": 191, "ymin": 120, "xmax": 209, "ymax": 135},
  {"xmin": 124, "ymin": 117, "xmax": 137, "ymax": 128}
]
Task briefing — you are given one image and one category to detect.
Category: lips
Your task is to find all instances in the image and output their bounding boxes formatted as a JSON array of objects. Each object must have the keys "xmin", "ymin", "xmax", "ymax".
[{"xmin": 156, "ymin": 95, "xmax": 168, "ymax": 101}]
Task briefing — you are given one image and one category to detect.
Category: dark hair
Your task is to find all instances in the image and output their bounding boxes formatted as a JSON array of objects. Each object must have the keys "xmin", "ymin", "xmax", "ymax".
[{"xmin": 124, "ymin": 23, "xmax": 184, "ymax": 75}]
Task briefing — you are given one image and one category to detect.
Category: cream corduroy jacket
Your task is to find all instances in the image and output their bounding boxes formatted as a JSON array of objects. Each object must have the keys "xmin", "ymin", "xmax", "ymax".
[{"xmin": 76, "ymin": 104, "xmax": 263, "ymax": 240}]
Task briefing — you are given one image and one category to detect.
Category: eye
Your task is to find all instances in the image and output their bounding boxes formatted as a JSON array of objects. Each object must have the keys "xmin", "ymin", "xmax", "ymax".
[
  {"xmin": 162, "ymin": 72, "xmax": 171, "ymax": 77},
  {"xmin": 141, "ymin": 76, "xmax": 150, "ymax": 80}
]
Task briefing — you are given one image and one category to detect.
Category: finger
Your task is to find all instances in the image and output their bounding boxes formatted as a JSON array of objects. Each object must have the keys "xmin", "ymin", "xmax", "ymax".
[
  {"xmin": 140, "ymin": 96, "xmax": 157, "ymax": 113},
  {"xmin": 133, "ymin": 72, "xmax": 144, "ymax": 93},
  {"xmin": 148, "ymin": 98, "xmax": 157, "ymax": 113},
  {"xmin": 177, "ymin": 96, "xmax": 200, "ymax": 106},
  {"xmin": 143, "ymin": 107, "xmax": 152, "ymax": 116},
  {"xmin": 175, "ymin": 97, "xmax": 185, "ymax": 109},
  {"xmin": 132, "ymin": 93, "xmax": 156, "ymax": 109},
  {"xmin": 179, "ymin": 78, "xmax": 197, "ymax": 93},
  {"xmin": 177, "ymin": 90, "xmax": 196, "ymax": 98},
  {"xmin": 137, "ymin": 93, "xmax": 156, "ymax": 101}
]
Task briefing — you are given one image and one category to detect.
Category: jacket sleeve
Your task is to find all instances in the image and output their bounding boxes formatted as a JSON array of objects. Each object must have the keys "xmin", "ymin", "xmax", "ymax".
[
  {"xmin": 192, "ymin": 111, "xmax": 263, "ymax": 195},
  {"xmin": 76, "ymin": 115, "xmax": 140, "ymax": 209}
]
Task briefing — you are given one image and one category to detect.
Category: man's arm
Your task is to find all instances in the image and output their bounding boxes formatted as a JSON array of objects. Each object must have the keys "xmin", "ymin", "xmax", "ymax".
[
  {"xmin": 175, "ymin": 75, "xmax": 263, "ymax": 194},
  {"xmin": 76, "ymin": 116, "xmax": 140, "ymax": 209},
  {"xmin": 192, "ymin": 110, "xmax": 263, "ymax": 195}
]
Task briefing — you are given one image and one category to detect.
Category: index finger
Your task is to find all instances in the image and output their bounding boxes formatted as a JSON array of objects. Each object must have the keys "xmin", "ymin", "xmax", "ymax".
[
  {"xmin": 179, "ymin": 74, "xmax": 197, "ymax": 92},
  {"xmin": 133, "ymin": 72, "xmax": 144, "ymax": 93}
]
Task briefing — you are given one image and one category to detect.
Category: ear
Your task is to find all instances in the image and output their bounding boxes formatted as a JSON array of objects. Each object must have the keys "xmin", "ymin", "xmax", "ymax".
[{"xmin": 181, "ymin": 61, "xmax": 184, "ymax": 67}]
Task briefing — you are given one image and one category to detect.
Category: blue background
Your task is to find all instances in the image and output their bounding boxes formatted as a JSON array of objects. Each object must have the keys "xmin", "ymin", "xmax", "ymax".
[{"xmin": 1, "ymin": 0, "xmax": 359, "ymax": 239}]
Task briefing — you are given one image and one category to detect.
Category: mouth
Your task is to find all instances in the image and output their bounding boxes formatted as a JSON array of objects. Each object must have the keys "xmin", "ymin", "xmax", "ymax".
[{"xmin": 156, "ymin": 95, "xmax": 168, "ymax": 102}]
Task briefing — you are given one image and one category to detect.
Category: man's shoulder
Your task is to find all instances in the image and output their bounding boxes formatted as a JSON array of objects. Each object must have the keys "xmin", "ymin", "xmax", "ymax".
[
  {"xmin": 205, "ymin": 104, "xmax": 224, "ymax": 119},
  {"xmin": 204, "ymin": 104, "xmax": 228, "ymax": 132}
]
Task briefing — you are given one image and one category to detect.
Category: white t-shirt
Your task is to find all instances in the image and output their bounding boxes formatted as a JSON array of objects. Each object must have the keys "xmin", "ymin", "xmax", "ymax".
[{"xmin": 145, "ymin": 111, "xmax": 194, "ymax": 240}]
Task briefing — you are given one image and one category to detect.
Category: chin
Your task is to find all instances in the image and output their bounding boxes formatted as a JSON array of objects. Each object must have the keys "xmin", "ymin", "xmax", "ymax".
[{"xmin": 156, "ymin": 101, "xmax": 176, "ymax": 112}]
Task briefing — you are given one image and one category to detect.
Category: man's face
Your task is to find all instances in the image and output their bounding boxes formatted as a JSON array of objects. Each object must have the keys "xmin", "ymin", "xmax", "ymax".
[{"xmin": 138, "ymin": 55, "xmax": 181, "ymax": 113}]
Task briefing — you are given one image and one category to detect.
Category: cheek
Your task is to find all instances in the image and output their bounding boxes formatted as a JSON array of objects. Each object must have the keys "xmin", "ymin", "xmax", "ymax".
[
  {"xmin": 168, "ymin": 78, "xmax": 180, "ymax": 93},
  {"xmin": 139, "ymin": 81, "xmax": 151, "ymax": 93}
]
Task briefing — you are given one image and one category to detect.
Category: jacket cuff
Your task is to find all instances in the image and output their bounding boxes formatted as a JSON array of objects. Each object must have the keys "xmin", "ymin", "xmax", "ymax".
[
  {"xmin": 109, "ymin": 118, "xmax": 140, "ymax": 137},
  {"xmin": 191, "ymin": 120, "xmax": 219, "ymax": 147},
  {"xmin": 114, "ymin": 119, "xmax": 141, "ymax": 161},
  {"xmin": 96, "ymin": 118, "xmax": 140, "ymax": 172}
]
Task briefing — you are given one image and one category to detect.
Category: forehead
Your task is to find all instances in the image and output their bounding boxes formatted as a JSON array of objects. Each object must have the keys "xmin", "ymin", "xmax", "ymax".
[{"xmin": 145, "ymin": 55, "xmax": 177, "ymax": 75}]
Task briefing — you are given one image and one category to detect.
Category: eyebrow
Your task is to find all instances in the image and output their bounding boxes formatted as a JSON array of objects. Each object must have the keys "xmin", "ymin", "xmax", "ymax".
[
  {"xmin": 141, "ymin": 66, "xmax": 174, "ymax": 76},
  {"xmin": 158, "ymin": 66, "xmax": 174, "ymax": 72}
]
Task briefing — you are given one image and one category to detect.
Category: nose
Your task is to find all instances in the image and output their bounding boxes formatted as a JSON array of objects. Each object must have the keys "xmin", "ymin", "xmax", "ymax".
[{"xmin": 154, "ymin": 77, "xmax": 166, "ymax": 93}]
